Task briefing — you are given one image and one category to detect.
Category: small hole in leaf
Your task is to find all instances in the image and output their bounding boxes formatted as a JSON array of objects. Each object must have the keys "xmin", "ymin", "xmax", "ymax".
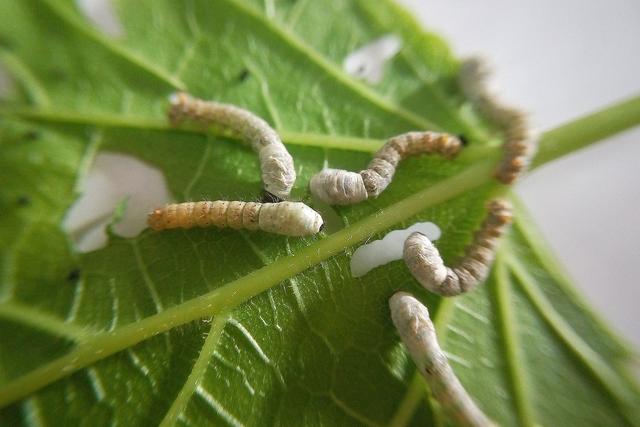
[
  {"xmin": 76, "ymin": 0, "xmax": 124, "ymax": 38},
  {"xmin": 343, "ymin": 34, "xmax": 402, "ymax": 84},
  {"xmin": 350, "ymin": 221, "xmax": 441, "ymax": 278}
]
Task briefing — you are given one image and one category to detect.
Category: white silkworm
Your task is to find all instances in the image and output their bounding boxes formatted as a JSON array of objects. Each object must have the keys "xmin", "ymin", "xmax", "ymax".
[
  {"xmin": 310, "ymin": 131, "xmax": 462, "ymax": 205},
  {"xmin": 389, "ymin": 292, "xmax": 496, "ymax": 427},
  {"xmin": 168, "ymin": 92, "xmax": 296, "ymax": 200},
  {"xmin": 148, "ymin": 201, "xmax": 323, "ymax": 237},
  {"xmin": 458, "ymin": 57, "xmax": 535, "ymax": 184},
  {"xmin": 404, "ymin": 200, "xmax": 512, "ymax": 296}
]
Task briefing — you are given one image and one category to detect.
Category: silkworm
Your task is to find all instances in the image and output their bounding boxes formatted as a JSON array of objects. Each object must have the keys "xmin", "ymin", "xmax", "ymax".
[
  {"xmin": 458, "ymin": 57, "xmax": 535, "ymax": 184},
  {"xmin": 168, "ymin": 92, "xmax": 296, "ymax": 200},
  {"xmin": 310, "ymin": 131, "xmax": 462, "ymax": 205},
  {"xmin": 389, "ymin": 292, "xmax": 496, "ymax": 427},
  {"xmin": 404, "ymin": 199, "xmax": 512, "ymax": 296},
  {"xmin": 148, "ymin": 201, "xmax": 323, "ymax": 237}
]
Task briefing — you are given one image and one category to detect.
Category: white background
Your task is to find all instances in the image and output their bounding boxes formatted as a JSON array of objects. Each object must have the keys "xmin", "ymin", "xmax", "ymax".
[{"xmin": 401, "ymin": 0, "xmax": 640, "ymax": 349}]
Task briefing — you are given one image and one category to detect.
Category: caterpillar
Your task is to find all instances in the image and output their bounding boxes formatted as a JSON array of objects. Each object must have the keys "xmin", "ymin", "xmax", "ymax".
[
  {"xmin": 168, "ymin": 92, "xmax": 296, "ymax": 200},
  {"xmin": 310, "ymin": 131, "xmax": 462, "ymax": 205},
  {"xmin": 458, "ymin": 57, "xmax": 535, "ymax": 184},
  {"xmin": 148, "ymin": 201, "xmax": 323, "ymax": 237},
  {"xmin": 389, "ymin": 292, "xmax": 496, "ymax": 427},
  {"xmin": 403, "ymin": 199, "xmax": 512, "ymax": 296}
]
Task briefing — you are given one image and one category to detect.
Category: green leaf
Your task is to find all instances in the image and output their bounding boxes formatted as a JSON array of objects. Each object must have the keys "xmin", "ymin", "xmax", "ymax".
[{"xmin": 1, "ymin": 1, "xmax": 639, "ymax": 426}]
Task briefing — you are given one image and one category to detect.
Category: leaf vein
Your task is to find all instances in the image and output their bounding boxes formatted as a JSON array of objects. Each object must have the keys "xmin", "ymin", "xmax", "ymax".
[
  {"xmin": 0, "ymin": 300, "xmax": 91, "ymax": 341},
  {"xmin": 160, "ymin": 313, "xmax": 229, "ymax": 427},
  {"xmin": 506, "ymin": 254, "xmax": 640, "ymax": 425},
  {"xmin": 493, "ymin": 255, "xmax": 536, "ymax": 426},
  {"xmin": 219, "ymin": 0, "xmax": 438, "ymax": 131},
  {"xmin": 130, "ymin": 239, "xmax": 164, "ymax": 313},
  {"xmin": 194, "ymin": 384, "xmax": 245, "ymax": 427},
  {"xmin": 41, "ymin": 0, "xmax": 185, "ymax": 90}
]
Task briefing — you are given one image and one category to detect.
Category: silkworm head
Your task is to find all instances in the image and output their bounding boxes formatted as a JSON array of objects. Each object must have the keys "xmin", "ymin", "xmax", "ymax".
[
  {"xmin": 404, "ymin": 232, "xmax": 448, "ymax": 289},
  {"xmin": 287, "ymin": 203, "xmax": 324, "ymax": 236},
  {"xmin": 389, "ymin": 292, "xmax": 435, "ymax": 338},
  {"xmin": 148, "ymin": 208, "xmax": 165, "ymax": 231}
]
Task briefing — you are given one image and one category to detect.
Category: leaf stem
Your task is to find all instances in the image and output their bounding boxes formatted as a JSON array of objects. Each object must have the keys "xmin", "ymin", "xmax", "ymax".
[{"xmin": 533, "ymin": 95, "xmax": 640, "ymax": 167}]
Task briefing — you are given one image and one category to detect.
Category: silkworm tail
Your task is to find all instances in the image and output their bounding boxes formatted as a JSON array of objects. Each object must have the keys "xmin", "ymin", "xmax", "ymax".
[{"xmin": 389, "ymin": 292, "xmax": 496, "ymax": 427}]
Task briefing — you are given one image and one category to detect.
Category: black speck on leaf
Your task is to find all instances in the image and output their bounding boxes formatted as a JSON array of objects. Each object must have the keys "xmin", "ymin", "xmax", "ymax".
[
  {"xmin": 16, "ymin": 195, "xmax": 31, "ymax": 206},
  {"xmin": 238, "ymin": 69, "xmax": 250, "ymax": 82},
  {"xmin": 66, "ymin": 268, "xmax": 81, "ymax": 283},
  {"xmin": 23, "ymin": 131, "xmax": 40, "ymax": 141}
]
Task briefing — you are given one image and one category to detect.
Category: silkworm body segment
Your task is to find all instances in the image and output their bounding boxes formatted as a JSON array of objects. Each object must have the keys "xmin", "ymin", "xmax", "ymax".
[
  {"xmin": 459, "ymin": 58, "xmax": 534, "ymax": 184},
  {"xmin": 403, "ymin": 200, "xmax": 512, "ymax": 296},
  {"xmin": 310, "ymin": 131, "xmax": 462, "ymax": 205},
  {"xmin": 310, "ymin": 169, "xmax": 368, "ymax": 205},
  {"xmin": 168, "ymin": 92, "xmax": 296, "ymax": 199},
  {"xmin": 148, "ymin": 201, "xmax": 323, "ymax": 237},
  {"xmin": 389, "ymin": 292, "xmax": 495, "ymax": 427}
]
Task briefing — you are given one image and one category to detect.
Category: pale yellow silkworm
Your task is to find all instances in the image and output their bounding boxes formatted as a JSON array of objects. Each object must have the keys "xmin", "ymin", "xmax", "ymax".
[
  {"xmin": 389, "ymin": 292, "xmax": 496, "ymax": 427},
  {"xmin": 458, "ymin": 57, "xmax": 535, "ymax": 184},
  {"xmin": 168, "ymin": 92, "xmax": 296, "ymax": 200},
  {"xmin": 404, "ymin": 200, "xmax": 512, "ymax": 296},
  {"xmin": 310, "ymin": 131, "xmax": 462, "ymax": 205},
  {"xmin": 148, "ymin": 201, "xmax": 323, "ymax": 237}
]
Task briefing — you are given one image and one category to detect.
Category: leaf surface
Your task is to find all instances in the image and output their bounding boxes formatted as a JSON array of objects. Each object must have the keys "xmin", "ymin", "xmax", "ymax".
[{"xmin": 0, "ymin": 1, "xmax": 638, "ymax": 426}]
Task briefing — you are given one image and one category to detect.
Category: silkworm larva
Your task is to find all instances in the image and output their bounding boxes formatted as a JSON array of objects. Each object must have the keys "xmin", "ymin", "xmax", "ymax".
[
  {"xmin": 168, "ymin": 92, "xmax": 296, "ymax": 200},
  {"xmin": 404, "ymin": 199, "xmax": 512, "ymax": 296},
  {"xmin": 148, "ymin": 201, "xmax": 323, "ymax": 237},
  {"xmin": 389, "ymin": 292, "xmax": 496, "ymax": 427},
  {"xmin": 458, "ymin": 57, "xmax": 535, "ymax": 184},
  {"xmin": 310, "ymin": 131, "xmax": 462, "ymax": 205}
]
